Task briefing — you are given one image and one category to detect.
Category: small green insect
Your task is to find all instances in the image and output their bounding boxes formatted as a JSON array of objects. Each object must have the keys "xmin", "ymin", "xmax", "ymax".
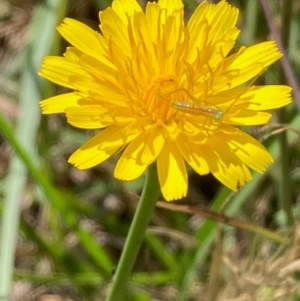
[
  {"xmin": 162, "ymin": 73, "xmax": 260, "ymax": 123},
  {"xmin": 171, "ymin": 101, "xmax": 224, "ymax": 122},
  {"xmin": 166, "ymin": 88, "xmax": 224, "ymax": 122}
]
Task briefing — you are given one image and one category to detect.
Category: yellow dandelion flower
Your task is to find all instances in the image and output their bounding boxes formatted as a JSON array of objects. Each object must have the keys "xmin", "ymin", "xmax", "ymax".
[{"xmin": 39, "ymin": 0, "xmax": 292, "ymax": 201}]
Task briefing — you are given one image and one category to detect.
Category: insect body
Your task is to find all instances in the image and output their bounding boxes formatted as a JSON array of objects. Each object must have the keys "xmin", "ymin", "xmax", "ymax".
[{"xmin": 172, "ymin": 101, "xmax": 224, "ymax": 122}]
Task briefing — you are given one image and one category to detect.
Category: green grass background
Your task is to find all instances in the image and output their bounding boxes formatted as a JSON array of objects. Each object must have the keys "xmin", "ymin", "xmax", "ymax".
[{"xmin": 0, "ymin": 0, "xmax": 300, "ymax": 300}]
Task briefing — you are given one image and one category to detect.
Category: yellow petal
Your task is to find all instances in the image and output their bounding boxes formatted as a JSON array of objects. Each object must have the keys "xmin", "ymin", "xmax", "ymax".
[
  {"xmin": 131, "ymin": 12, "xmax": 158, "ymax": 76},
  {"xmin": 110, "ymin": 0, "xmax": 142, "ymax": 25},
  {"xmin": 116, "ymin": 126, "xmax": 165, "ymax": 166},
  {"xmin": 201, "ymin": 141, "xmax": 252, "ymax": 190},
  {"xmin": 114, "ymin": 139, "xmax": 149, "ymax": 181},
  {"xmin": 140, "ymin": 127, "xmax": 165, "ymax": 164},
  {"xmin": 205, "ymin": 0, "xmax": 239, "ymax": 43},
  {"xmin": 145, "ymin": 2, "xmax": 160, "ymax": 44},
  {"xmin": 224, "ymin": 111, "xmax": 272, "ymax": 125},
  {"xmin": 158, "ymin": 0, "xmax": 183, "ymax": 13},
  {"xmin": 218, "ymin": 41, "xmax": 282, "ymax": 89},
  {"xmin": 69, "ymin": 122, "xmax": 141, "ymax": 169},
  {"xmin": 65, "ymin": 105, "xmax": 113, "ymax": 129},
  {"xmin": 160, "ymin": 15, "xmax": 185, "ymax": 75},
  {"xmin": 69, "ymin": 131, "xmax": 120, "ymax": 169},
  {"xmin": 157, "ymin": 141, "xmax": 187, "ymax": 201},
  {"xmin": 146, "ymin": 0, "xmax": 185, "ymax": 77},
  {"xmin": 222, "ymin": 129, "xmax": 273, "ymax": 173},
  {"xmin": 244, "ymin": 85, "xmax": 292, "ymax": 110},
  {"xmin": 187, "ymin": 0, "xmax": 239, "ymax": 63},
  {"xmin": 97, "ymin": 123, "xmax": 141, "ymax": 151},
  {"xmin": 57, "ymin": 18, "xmax": 106, "ymax": 60},
  {"xmin": 207, "ymin": 85, "xmax": 292, "ymax": 111},
  {"xmin": 64, "ymin": 47, "xmax": 82, "ymax": 62},
  {"xmin": 114, "ymin": 126, "xmax": 165, "ymax": 180},
  {"xmin": 229, "ymin": 41, "xmax": 281, "ymax": 70},
  {"xmin": 39, "ymin": 56, "xmax": 91, "ymax": 89},
  {"xmin": 40, "ymin": 93, "xmax": 82, "ymax": 114},
  {"xmin": 68, "ymin": 76, "xmax": 128, "ymax": 108},
  {"xmin": 99, "ymin": 7, "xmax": 131, "ymax": 56},
  {"xmin": 80, "ymin": 54, "xmax": 117, "ymax": 83},
  {"xmin": 175, "ymin": 134, "xmax": 209, "ymax": 175}
]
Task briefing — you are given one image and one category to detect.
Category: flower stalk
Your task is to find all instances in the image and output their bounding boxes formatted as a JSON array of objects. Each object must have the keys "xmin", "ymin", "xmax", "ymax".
[{"xmin": 106, "ymin": 163, "xmax": 160, "ymax": 301}]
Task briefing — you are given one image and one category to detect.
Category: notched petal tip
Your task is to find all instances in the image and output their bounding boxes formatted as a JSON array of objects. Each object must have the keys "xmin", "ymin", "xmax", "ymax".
[
  {"xmin": 57, "ymin": 18, "xmax": 106, "ymax": 60},
  {"xmin": 39, "ymin": 93, "xmax": 83, "ymax": 115}
]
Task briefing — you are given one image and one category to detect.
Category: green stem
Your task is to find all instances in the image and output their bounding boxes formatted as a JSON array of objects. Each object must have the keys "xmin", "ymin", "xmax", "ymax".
[{"xmin": 105, "ymin": 163, "xmax": 160, "ymax": 301}]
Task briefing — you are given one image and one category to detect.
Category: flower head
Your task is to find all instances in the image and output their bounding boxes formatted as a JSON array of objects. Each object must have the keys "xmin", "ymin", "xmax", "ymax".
[{"xmin": 39, "ymin": 0, "xmax": 292, "ymax": 201}]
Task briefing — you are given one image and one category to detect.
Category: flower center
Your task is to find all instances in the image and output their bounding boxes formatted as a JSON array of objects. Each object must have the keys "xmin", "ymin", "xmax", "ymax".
[
  {"xmin": 139, "ymin": 75, "xmax": 221, "ymax": 141},
  {"xmin": 143, "ymin": 75, "xmax": 179, "ymax": 125}
]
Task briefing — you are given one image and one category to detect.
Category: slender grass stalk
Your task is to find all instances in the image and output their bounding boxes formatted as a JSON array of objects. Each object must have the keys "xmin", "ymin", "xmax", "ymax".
[
  {"xmin": 0, "ymin": 1, "xmax": 67, "ymax": 299},
  {"xmin": 244, "ymin": 0, "xmax": 259, "ymax": 44},
  {"xmin": 277, "ymin": 0, "xmax": 294, "ymax": 225},
  {"xmin": 260, "ymin": 0, "xmax": 294, "ymax": 225},
  {"xmin": 144, "ymin": 233, "xmax": 179, "ymax": 272},
  {"xmin": 208, "ymin": 228, "xmax": 223, "ymax": 301},
  {"xmin": 277, "ymin": 115, "xmax": 293, "ymax": 225},
  {"xmin": 14, "ymin": 270, "xmax": 174, "ymax": 286},
  {"xmin": 106, "ymin": 163, "xmax": 160, "ymax": 301},
  {"xmin": 259, "ymin": 0, "xmax": 300, "ymax": 112},
  {"xmin": 157, "ymin": 202, "xmax": 287, "ymax": 243}
]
